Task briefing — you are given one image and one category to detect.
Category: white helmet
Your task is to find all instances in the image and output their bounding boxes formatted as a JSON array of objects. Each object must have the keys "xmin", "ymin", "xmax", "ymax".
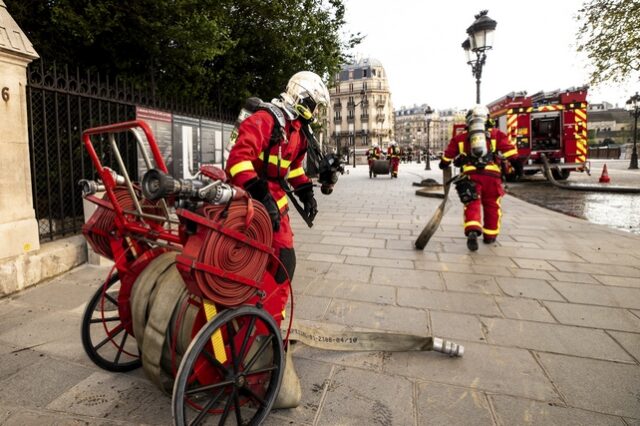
[
  {"xmin": 278, "ymin": 71, "xmax": 330, "ymax": 121},
  {"xmin": 390, "ymin": 141, "xmax": 397, "ymax": 146},
  {"xmin": 372, "ymin": 142, "xmax": 379, "ymax": 148}
]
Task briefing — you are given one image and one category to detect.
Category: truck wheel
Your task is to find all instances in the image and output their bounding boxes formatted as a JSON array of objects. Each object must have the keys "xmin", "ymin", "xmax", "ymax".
[
  {"xmin": 505, "ymin": 173, "xmax": 521, "ymax": 183},
  {"xmin": 552, "ymin": 169, "xmax": 571, "ymax": 180}
]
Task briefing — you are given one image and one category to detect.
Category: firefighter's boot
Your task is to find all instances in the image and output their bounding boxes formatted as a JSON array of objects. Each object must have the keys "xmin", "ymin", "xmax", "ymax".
[
  {"xmin": 466, "ymin": 231, "xmax": 479, "ymax": 252},
  {"xmin": 273, "ymin": 348, "xmax": 301, "ymax": 409}
]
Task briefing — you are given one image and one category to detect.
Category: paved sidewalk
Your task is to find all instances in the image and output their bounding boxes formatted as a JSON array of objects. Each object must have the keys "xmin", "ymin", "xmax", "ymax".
[{"xmin": 1, "ymin": 162, "xmax": 639, "ymax": 425}]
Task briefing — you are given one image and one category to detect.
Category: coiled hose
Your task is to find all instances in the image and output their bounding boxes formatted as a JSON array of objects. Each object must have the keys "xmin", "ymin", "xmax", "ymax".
[{"xmin": 193, "ymin": 201, "xmax": 273, "ymax": 306}]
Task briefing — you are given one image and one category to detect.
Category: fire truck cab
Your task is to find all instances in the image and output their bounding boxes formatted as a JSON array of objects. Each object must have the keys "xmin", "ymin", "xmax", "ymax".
[{"xmin": 487, "ymin": 87, "xmax": 589, "ymax": 181}]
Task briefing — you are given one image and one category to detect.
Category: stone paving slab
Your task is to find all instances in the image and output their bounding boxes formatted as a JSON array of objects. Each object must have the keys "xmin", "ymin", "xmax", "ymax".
[
  {"xmin": 494, "ymin": 297, "xmax": 556, "ymax": 323},
  {"xmin": 383, "ymin": 341, "xmax": 560, "ymax": 401},
  {"xmin": 314, "ymin": 365, "xmax": 415, "ymax": 426},
  {"xmin": 550, "ymin": 281, "xmax": 640, "ymax": 309},
  {"xmin": 607, "ymin": 331, "xmax": 640, "ymax": 363},
  {"xmin": 490, "ymin": 394, "xmax": 625, "ymax": 426},
  {"xmin": 397, "ymin": 288, "xmax": 502, "ymax": 317},
  {"xmin": 480, "ymin": 317, "xmax": 633, "ymax": 363},
  {"xmin": 537, "ymin": 352, "xmax": 640, "ymax": 418},
  {"xmin": 496, "ymin": 276, "xmax": 565, "ymax": 301},
  {"xmin": 416, "ymin": 381, "xmax": 494, "ymax": 426},
  {"xmin": 544, "ymin": 301, "xmax": 640, "ymax": 332}
]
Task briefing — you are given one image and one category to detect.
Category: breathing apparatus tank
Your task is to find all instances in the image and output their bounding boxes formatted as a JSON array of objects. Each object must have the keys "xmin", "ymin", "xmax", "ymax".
[{"xmin": 467, "ymin": 105, "xmax": 490, "ymax": 158}]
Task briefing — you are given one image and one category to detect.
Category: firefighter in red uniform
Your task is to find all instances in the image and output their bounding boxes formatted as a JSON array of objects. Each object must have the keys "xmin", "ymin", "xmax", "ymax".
[
  {"xmin": 439, "ymin": 105, "xmax": 522, "ymax": 251},
  {"xmin": 226, "ymin": 71, "xmax": 330, "ymax": 286},
  {"xmin": 387, "ymin": 141, "xmax": 401, "ymax": 178},
  {"xmin": 366, "ymin": 143, "xmax": 382, "ymax": 178}
]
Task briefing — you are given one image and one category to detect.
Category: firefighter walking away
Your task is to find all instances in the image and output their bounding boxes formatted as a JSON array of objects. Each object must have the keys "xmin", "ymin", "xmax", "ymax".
[
  {"xmin": 439, "ymin": 105, "xmax": 522, "ymax": 251},
  {"xmin": 388, "ymin": 141, "xmax": 401, "ymax": 178}
]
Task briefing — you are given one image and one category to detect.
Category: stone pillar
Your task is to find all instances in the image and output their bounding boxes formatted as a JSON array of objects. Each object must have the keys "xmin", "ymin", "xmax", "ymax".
[{"xmin": 0, "ymin": 1, "xmax": 40, "ymax": 261}]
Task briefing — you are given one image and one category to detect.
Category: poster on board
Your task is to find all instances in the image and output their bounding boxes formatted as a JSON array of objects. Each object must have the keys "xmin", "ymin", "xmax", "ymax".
[{"xmin": 135, "ymin": 107, "xmax": 173, "ymax": 176}]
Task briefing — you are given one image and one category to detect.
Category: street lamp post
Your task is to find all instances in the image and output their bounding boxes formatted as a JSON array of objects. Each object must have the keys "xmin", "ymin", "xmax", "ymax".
[
  {"xmin": 462, "ymin": 10, "xmax": 497, "ymax": 104},
  {"xmin": 424, "ymin": 106, "xmax": 434, "ymax": 170},
  {"xmin": 627, "ymin": 92, "xmax": 640, "ymax": 170}
]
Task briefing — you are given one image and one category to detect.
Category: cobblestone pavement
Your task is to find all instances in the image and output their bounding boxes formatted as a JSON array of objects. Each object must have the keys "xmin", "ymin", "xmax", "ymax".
[{"xmin": 1, "ymin": 162, "xmax": 639, "ymax": 425}]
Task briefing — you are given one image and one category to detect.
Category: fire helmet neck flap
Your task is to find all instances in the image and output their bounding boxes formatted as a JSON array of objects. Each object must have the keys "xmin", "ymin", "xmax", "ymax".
[
  {"xmin": 466, "ymin": 105, "xmax": 489, "ymax": 158},
  {"xmin": 273, "ymin": 71, "xmax": 330, "ymax": 121}
]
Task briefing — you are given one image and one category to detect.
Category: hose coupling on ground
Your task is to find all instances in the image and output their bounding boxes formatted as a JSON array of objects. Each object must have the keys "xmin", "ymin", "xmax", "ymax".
[{"xmin": 432, "ymin": 337, "xmax": 464, "ymax": 357}]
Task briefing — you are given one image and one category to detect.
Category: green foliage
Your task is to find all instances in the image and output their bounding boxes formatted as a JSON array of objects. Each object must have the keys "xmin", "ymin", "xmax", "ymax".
[
  {"xmin": 6, "ymin": 0, "xmax": 361, "ymax": 110},
  {"xmin": 576, "ymin": 0, "xmax": 640, "ymax": 85}
]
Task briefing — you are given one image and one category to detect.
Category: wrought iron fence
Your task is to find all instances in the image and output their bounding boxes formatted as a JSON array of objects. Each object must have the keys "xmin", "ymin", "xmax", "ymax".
[{"xmin": 26, "ymin": 60, "xmax": 234, "ymax": 241}]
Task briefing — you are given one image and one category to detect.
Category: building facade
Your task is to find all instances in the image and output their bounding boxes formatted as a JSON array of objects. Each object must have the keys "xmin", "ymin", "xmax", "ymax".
[
  {"xmin": 328, "ymin": 58, "xmax": 394, "ymax": 161},
  {"xmin": 587, "ymin": 103, "xmax": 632, "ymax": 145},
  {"xmin": 393, "ymin": 106, "xmax": 466, "ymax": 157}
]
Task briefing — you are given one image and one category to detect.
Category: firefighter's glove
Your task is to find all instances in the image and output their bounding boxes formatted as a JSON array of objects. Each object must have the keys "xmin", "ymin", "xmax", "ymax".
[
  {"xmin": 453, "ymin": 155, "xmax": 467, "ymax": 168},
  {"xmin": 438, "ymin": 160, "xmax": 450, "ymax": 170},
  {"xmin": 245, "ymin": 178, "xmax": 280, "ymax": 231},
  {"xmin": 454, "ymin": 176, "xmax": 478, "ymax": 205},
  {"xmin": 509, "ymin": 158, "xmax": 523, "ymax": 177},
  {"xmin": 295, "ymin": 183, "xmax": 318, "ymax": 223}
]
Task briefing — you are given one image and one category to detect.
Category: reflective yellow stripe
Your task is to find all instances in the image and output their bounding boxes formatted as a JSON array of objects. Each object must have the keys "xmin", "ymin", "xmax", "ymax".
[
  {"xmin": 464, "ymin": 221, "xmax": 482, "ymax": 228},
  {"xmin": 288, "ymin": 167, "xmax": 305, "ymax": 179},
  {"xmin": 491, "ymin": 139, "xmax": 497, "ymax": 152},
  {"xmin": 258, "ymin": 152, "xmax": 292, "ymax": 168},
  {"xmin": 485, "ymin": 164, "xmax": 501, "ymax": 173},
  {"xmin": 458, "ymin": 142, "xmax": 465, "ymax": 154},
  {"xmin": 575, "ymin": 109, "xmax": 587, "ymax": 120},
  {"xmin": 462, "ymin": 165, "xmax": 476, "ymax": 172},
  {"xmin": 502, "ymin": 148, "xmax": 518, "ymax": 158},
  {"xmin": 229, "ymin": 161, "xmax": 254, "ymax": 177},
  {"xmin": 203, "ymin": 300, "xmax": 227, "ymax": 364},
  {"xmin": 276, "ymin": 195, "xmax": 288, "ymax": 210},
  {"xmin": 483, "ymin": 227, "xmax": 500, "ymax": 235},
  {"xmin": 442, "ymin": 156, "xmax": 453, "ymax": 162}
]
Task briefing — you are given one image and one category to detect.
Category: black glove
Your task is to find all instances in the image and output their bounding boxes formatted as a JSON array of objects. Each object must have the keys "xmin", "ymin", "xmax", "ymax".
[
  {"xmin": 245, "ymin": 178, "xmax": 280, "ymax": 231},
  {"xmin": 295, "ymin": 183, "xmax": 318, "ymax": 223},
  {"xmin": 509, "ymin": 158, "xmax": 523, "ymax": 176},
  {"xmin": 438, "ymin": 160, "xmax": 450, "ymax": 170}
]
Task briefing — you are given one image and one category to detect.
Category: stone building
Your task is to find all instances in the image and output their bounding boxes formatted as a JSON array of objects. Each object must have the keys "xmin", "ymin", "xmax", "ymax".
[
  {"xmin": 393, "ymin": 106, "xmax": 466, "ymax": 157},
  {"xmin": 587, "ymin": 103, "xmax": 633, "ymax": 145},
  {"xmin": 327, "ymin": 58, "xmax": 394, "ymax": 162}
]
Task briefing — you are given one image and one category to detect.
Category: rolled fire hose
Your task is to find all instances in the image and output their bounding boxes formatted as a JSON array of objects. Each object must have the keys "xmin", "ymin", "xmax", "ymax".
[{"xmin": 541, "ymin": 154, "xmax": 640, "ymax": 194}]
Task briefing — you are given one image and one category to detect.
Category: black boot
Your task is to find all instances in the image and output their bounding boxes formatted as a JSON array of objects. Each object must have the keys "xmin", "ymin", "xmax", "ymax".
[{"xmin": 467, "ymin": 231, "xmax": 479, "ymax": 251}]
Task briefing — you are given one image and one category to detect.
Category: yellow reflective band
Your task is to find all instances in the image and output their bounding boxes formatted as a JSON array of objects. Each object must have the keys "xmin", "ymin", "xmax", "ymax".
[
  {"xmin": 258, "ymin": 152, "xmax": 292, "ymax": 168},
  {"xmin": 483, "ymin": 227, "xmax": 500, "ymax": 235},
  {"xmin": 458, "ymin": 142, "xmax": 465, "ymax": 154},
  {"xmin": 575, "ymin": 109, "xmax": 587, "ymax": 120},
  {"xmin": 502, "ymin": 148, "xmax": 518, "ymax": 158},
  {"xmin": 464, "ymin": 221, "xmax": 482, "ymax": 228},
  {"xmin": 463, "ymin": 165, "xmax": 476, "ymax": 172},
  {"xmin": 491, "ymin": 139, "xmax": 497, "ymax": 152},
  {"xmin": 229, "ymin": 161, "xmax": 254, "ymax": 177},
  {"xmin": 485, "ymin": 164, "xmax": 501, "ymax": 173},
  {"xmin": 203, "ymin": 300, "xmax": 227, "ymax": 364},
  {"xmin": 288, "ymin": 167, "xmax": 305, "ymax": 179},
  {"xmin": 442, "ymin": 156, "xmax": 453, "ymax": 162},
  {"xmin": 276, "ymin": 195, "xmax": 288, "ymax": 210}
]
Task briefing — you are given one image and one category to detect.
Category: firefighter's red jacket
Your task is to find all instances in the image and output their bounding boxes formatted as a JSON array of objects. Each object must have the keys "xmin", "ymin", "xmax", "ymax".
[
  {"xmin": 441, "ymin": 128, "xmax": 518, "ymax": 176},
  {"xmin": 225, "ymin": 110, "xmax": 310, "ymax": 214},
  {"xmin": 366, "ymin": 147, "xmax": 382, "ymax": 160},
  {"xmin": 387, "ymin": 145, "xmax": 400, "ymax": 158}
]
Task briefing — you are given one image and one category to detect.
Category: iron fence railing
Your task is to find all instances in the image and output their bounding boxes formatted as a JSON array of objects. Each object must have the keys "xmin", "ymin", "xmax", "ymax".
[{"xmin": 26, "ymin": 60, "xmax": 234, "ymax": 241}]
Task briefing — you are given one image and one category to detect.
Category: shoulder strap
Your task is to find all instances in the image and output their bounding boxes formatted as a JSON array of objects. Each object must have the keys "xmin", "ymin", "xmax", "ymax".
[{"xmin": 255, "ymin": 103, "xmax": 286, "ymax": 177}]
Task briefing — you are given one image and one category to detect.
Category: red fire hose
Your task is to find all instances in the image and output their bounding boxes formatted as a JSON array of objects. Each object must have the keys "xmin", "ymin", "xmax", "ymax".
[{"xmin": 192, "ymin": 201, "xmax": 273, "ymax": 306}]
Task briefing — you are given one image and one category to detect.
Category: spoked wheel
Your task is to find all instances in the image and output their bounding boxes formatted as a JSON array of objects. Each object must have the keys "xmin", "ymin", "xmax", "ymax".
[
  {"xmin": 173, "ymin": 306, "xmax": 284, "ymax": 426},
  {"xmin": 81, "ymin": 273, "xmax": 141, "ymax": 372}
]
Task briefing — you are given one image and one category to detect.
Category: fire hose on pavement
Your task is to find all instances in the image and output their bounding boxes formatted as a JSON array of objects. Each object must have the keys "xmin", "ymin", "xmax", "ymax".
[{"xmin": 541, "ymin": 154, "xmax": 640, "ymax": 194}]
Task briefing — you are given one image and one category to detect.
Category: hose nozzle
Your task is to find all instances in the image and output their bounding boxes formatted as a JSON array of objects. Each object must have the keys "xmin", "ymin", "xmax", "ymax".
[{"xmin": 432, "ymin": 337, "xmax": 464, "ymax": 357}]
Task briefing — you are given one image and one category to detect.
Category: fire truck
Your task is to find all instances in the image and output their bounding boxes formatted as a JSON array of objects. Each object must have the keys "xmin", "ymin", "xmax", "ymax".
[{"xmin": 487, "ymin": 86, "xmax": 589, "ymax": 181}]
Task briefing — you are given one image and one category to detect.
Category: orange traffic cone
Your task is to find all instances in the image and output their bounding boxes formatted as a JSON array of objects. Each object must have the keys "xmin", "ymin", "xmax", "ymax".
[{"xmin": 599, "ymin": 164, "xmax": 610, "ymax": 183}]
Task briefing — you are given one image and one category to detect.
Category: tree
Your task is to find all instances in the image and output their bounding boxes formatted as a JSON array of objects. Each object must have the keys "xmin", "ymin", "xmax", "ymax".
[
  {"xmin": 576, "ymin": 0, "xmax": 640, "ymax": 85},
  {"xmin": 6, "ymin": 0, "xmax": 361, "ymax": 110}
]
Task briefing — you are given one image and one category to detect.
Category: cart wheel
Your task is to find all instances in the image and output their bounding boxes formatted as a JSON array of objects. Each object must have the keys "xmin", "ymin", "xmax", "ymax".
[
  {"xmin": 172, "ymin": 306, "xmax": 284, "ymax": 426},
  {"xmin": 81, "ymin": 273, "xmax": 141, "ymax": 372},
  {"xmin": 369, "ymin": 169, "xmax": 372, "ymax": 179}
]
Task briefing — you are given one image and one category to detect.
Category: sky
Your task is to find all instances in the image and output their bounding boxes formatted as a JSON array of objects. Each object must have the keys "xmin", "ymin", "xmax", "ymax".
[{"xmin": 342, "ymin": 0, "xmax": 638, "ymax": 111}]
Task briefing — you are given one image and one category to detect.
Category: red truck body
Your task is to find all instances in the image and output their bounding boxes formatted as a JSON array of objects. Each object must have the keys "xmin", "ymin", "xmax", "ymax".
[{"xmin": 487, "ymin": 87, "xmax": 589, "ymax": 180}]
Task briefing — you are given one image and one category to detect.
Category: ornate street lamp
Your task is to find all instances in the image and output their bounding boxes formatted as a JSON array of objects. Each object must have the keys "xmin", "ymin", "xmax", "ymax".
[
  {"xmin": 462, "ymin": 10, "xmax": 497, "ymax": 104},
  {"xmin": 424, "ymin": 106, "xmax": 434, "ymax": 170},
  {"xmin": 626, "ymin": 92, "xmax": 640, "ymax": 170}
]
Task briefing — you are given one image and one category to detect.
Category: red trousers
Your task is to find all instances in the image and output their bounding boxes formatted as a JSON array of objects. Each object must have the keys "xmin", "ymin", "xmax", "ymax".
[
  {"xmin": 463, "ymin": 173, "xmax": 505, "ymax": 239},
  {"xmin": 390, "ymin": 158, "xmax": 400, "ymax": 176}
]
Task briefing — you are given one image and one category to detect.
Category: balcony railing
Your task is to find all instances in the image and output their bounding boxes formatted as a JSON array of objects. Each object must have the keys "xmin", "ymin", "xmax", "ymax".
[
  {"xmin": 376, "ymin": 114, "xmax": 385, "ymax": 122},
  {"xmin": 347, "ymin": 115, "xmax": 355, "ymax": 123},
  {"xmin": 360, "ymin": 113, "xmax": 369, "ymax": 120},
  {"xmin": 333, "ymin": 117, "xmax": 342, "ymax": 124}
]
